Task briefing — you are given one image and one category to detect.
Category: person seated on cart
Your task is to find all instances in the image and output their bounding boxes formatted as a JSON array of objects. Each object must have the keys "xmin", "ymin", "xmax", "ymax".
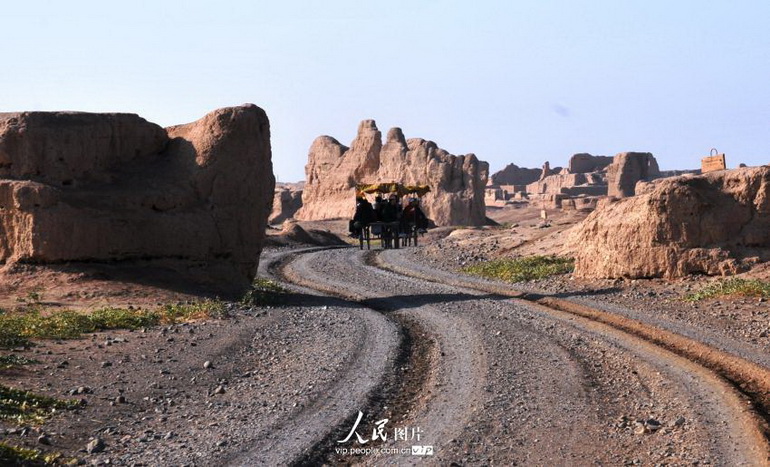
[
  {"xmin": 379, "ymin": 193, "xmax": 402, "ymax": 223},
  {"xmin": 376, "ymin": 194, "xmax": 402, "ymax": 246},
  {"xmin": 348, "ymin": 194, "xmax": 376, "ymax": 237},
  {"xmin": 372, "ymin": 195, "xmax": 384, "ymax": 221},
  {"xmin": 401, "ymin": 197, "xmax": 428, "ymax": 233}
]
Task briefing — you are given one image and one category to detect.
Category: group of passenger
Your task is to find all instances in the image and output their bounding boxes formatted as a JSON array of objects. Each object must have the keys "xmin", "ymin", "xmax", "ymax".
[{"xmin": 349, "ymin": 192, "xmax": 428, "ymax": 239}]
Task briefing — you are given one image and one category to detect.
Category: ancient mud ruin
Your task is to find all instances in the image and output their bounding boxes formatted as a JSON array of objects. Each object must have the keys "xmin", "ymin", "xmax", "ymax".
[
  {"xmin": 571, "ymin": 166, "xmax": 770, "ymax": 278},
  {"xmin": 297, "ymin": 120, "xmax": 489, "ymax": 226},
  {"xmin": 486, "ymin": 152, "xmax": 662, "ymax": 211},
  {"xmin": 0, "ymin": 105, "xmax": 275, "ymax": 290}
]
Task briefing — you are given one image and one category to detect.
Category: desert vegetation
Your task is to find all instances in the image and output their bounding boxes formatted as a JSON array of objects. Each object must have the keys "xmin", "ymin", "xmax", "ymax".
[{"xmin": 462, "ymin": 255, "xmax": 575, "ymax": 282}]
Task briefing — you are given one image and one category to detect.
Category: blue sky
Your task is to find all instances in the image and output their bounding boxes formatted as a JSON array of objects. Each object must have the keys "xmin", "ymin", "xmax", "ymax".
[{"xmin": 2, "ymin": 1, "xmax": 768, "ymax": 182}]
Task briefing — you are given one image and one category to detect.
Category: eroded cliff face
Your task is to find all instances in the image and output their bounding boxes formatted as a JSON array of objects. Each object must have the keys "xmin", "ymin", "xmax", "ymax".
[
  {"xmin": 0, "ymin": 105, "xmax": 274, "ymax": 291},
  {"xmin": 572, "ymin": 166, "xmax": 770, "ymax": 279},
  {"xmin": 296, "ymin": 120, "xmax": 488, "ymax": 226}
]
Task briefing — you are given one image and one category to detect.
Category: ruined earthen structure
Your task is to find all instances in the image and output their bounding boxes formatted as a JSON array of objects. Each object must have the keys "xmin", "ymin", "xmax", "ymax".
[
  {"xmin": 270, "ymin": 183, "xmax": 304, "ymax": 224},
  {"xmin": 489, "ymin": 163, "xmax": 541, "ymax": 186},
  {"xmin": 606, "ymin": 152, "xmax": 660, "ymax": 198},
  {"xmin": 525, "ymin": 172, "xmax": 607, "ymax": 197},
  {"xmin": 522, "ymin": 155, "xmax": 608, "ymax": 210},
  {"xmin": 297, "ymin": 120, "xmax": 488, "ymax": 226},
  {"xmin": 568, "ymin": 153, "xmax": 613, "ymax": 174},
  {"xmin": 572, "ymin": 166, "xmax": 770, "ymax": 279},
  {"xmin": 539, "ymin": 161, "xmax": 555, "ymax": 180},
  {"xmin": 0, "ymin": 105, "xmax": 274, "ymax": 289}
]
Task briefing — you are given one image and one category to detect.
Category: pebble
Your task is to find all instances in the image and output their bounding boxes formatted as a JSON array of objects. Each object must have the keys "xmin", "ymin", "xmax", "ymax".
[
  {"xmin": 204, "ymin": 361, "xmax": 213, "ymax": 369},
  {"xmin": 86, "ymin": 437, "xmax": 106, "ymax": 454},
  {"xmin": 69, "ymin": 386, "xmax": 92, "ymax": 396}
]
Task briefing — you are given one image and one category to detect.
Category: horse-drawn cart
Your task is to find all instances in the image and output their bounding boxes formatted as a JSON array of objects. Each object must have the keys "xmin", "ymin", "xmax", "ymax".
[{"xmin": 351, "ymin": 182, "xmax": 430, "ymax": 250}]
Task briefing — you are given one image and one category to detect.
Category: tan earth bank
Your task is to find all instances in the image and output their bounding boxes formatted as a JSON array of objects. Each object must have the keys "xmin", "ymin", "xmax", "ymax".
[{"xmin": 2, "ymin": 103, "xmax": 770, "ymax": 463}]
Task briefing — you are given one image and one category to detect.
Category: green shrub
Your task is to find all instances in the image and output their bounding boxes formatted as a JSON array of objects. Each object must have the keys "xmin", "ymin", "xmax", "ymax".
[
  {"xmin": 241, "ymin": 278, "xmax": 288, "ymax": 306},
  {"xmin": 0, "ymin": 385, "xmax": 79, "ymax": 424},
  {"xmin": 684, "ymin": 278, "xmax": 770, "ymax": 301},
  {"xmin": 0, "ymin": 355, "xmax": 38, "ymax": 370},
  {"xmin": 157, "ymin": 299, "xmax": 228, "ymax": 322},
  {"xmin": 0, "ymin": 442, "xmax": 65, "ymax": 465},
  {"xmin": 463, "ymin": 255, "xmax": 574, "ymax": 283},
  {"xmin": 0, "ymin": 300, "xmax": 227, "ymax": 348}
]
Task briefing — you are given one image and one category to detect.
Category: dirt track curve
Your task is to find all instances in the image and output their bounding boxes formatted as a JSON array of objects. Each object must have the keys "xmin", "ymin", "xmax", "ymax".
[{"xmin": 260, "ymin": 246, "xmax": 770, "ymax": 466}]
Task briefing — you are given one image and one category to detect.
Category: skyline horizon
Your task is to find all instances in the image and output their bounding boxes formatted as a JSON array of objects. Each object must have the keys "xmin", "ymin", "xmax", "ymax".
[
  {"xmin": 3, "ymin": 2, "xmax": 768, "ymax": 183},
  {"xmin": 270, "ymin": 115, "xmax": 732, "ymax": 183}
]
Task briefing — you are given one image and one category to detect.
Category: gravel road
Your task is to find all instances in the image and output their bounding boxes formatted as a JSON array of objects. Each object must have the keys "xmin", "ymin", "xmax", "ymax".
[
  {"xmin": 2, "ymin": 244, "xmax": 768, "ymax": 465},
  {"xmin": 278, "ymin": 247, "xmax": 769, "ymax": 465}
]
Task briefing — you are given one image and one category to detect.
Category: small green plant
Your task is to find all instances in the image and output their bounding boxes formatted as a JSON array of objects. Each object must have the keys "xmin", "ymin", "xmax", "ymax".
[
  {"xmin": 158, "ymin": 299, "xmax": 229, "ymax": 321},
  {"xmin": 0, "ymin": 355, "xmax": 39, "ymax": 370},
  {"xmin": 0, "ymin": 300, "xmax": 227, "ymax": 347},
  {"xmin": 684, "ymin": 278, "xmax": 770, "ymax": 302},
  {"xmin": 26, "ymin": 290, "xmax": 43, "ymax": 304},
  {"xmin": 14, "ymin": 289, "xmax": 45, "ymax": 305},
  {"xmin": 463, "ymin": 255, "xmax": 574, "ymax": 283},
  {"xmin": 241, "ymin": 278, "xmax": 288, "ymax": 306},
  {"xmin": 0, "ymin": 384, "xmax": 79, "ymax": 424},
  {"xmin": 0, "ymin": 329, "xmax": 31, "ymax": 350},
  {"xmin": 0, "ymin": 442, "xmax": 66, "ymax": 464}
]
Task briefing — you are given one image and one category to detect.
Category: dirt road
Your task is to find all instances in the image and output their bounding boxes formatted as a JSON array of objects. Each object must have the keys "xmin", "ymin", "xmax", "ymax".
[
  {"xmin": 274, "ymin": 247, "xmax": 770, "ymax": 465},
  {"xmin": 3, "ymin": 244, "xmax": 769, "ymax": 465}
]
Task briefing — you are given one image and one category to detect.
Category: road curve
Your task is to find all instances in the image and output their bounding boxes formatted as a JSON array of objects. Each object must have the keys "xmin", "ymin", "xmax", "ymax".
[
  {"xmin": 282, "ymin": 248, "xmax": 487, "ymax": 465},
  {"xmin": 274, "ymin": 247, "xmax": 769, "ymax": 465},
  {"xmin": 229, "ymin": 248, "xmax": 399, "ymax": 466}
]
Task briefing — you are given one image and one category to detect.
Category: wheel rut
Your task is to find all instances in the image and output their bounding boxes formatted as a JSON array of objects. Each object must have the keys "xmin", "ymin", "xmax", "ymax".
[
  {"xmin": 262, "ymin": 246, "xmax": 770, "ymax": 465},
  {"xmin": 375, "ymin": 247, "xmax": 770, "ymax": 464},
  {"xmin": 280, "ymin": 248, "xmax": 486, "ymax": 465}
]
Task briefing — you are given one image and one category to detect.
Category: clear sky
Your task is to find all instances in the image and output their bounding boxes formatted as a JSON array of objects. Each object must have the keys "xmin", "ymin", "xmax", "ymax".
[{"xmin": 2, "ymin": 1, "xmax": 768, "ymax": 182}]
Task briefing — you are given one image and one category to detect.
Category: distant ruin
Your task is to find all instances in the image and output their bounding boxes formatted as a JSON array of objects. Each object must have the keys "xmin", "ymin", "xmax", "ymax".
[
  {"xmin": 606, "ymin": 152, "xmax": 660, "ymax": 198},
  {"xmin": 486, "ymin": 152, "xmax": 663, "ymax": 211},
  {"xmin": 489, "ymin": 163, "xmax": 541, "ymax": 186},
  {"xmin": 270, "ymin": 182, "xmax": 304, "ymax": 224}
]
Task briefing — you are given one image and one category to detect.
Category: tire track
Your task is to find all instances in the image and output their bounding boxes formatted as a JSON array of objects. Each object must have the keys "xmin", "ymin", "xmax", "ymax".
[
  {"xmin": 262, "ymin": 246, "xmax": 770, "ymax": 464},
  {"xmin": 374, "ymin": 247, "xmax": 770, "ymax": 463},
  {"xmin": 229, "ymin": 248, "xmax": 399, "ymax": 466},
  {"xmin": 280, "ymin": 248, "xmax": 487, "ymax": 465}
]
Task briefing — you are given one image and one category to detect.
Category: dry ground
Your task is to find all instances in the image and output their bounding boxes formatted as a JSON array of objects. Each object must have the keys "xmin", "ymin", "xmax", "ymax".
[{"xmin": 1, "ymin": 203, "xmax": 769, "ymax": 464}]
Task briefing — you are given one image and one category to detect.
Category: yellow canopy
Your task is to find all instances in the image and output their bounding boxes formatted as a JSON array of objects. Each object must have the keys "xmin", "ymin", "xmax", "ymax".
[{"xmin": 356, "ymin": 182, "xmax": 431, "ymax": 197}]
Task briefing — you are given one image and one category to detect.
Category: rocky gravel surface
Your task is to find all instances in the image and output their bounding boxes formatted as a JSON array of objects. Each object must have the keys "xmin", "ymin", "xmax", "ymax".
[
  {"xmin": 0, "ymin": 266, "xmax": 397, "ymax": 465},
  {"xmin": 3, "ymin": 241, "xmax": 769, "ymax": 465},
  {"xmin": 283, "ymin": 247, "xmax": 766, "ymax": 465},
  {"xmin": 405, "ymin": 236, "xmax": 770, "ymax": 368}
]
